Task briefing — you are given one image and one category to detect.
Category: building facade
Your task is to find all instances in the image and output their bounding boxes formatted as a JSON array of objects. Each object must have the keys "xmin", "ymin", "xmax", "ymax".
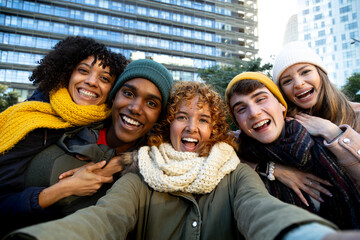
[
  {"xmin": 296, "ymin": 0, "xmax": 360, "ymax": 87},
  {"xmin": 0, "ymin": 0, "xmax": 258, "ymax": 101}
]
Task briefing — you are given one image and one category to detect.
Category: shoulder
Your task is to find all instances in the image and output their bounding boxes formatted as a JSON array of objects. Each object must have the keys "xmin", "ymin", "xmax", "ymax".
[{"xmin": 349, "ymin": 101, "xmax": 360, "ymax": 112}]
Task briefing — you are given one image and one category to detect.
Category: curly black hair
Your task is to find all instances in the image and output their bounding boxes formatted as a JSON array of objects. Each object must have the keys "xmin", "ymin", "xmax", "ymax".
[{"xmin": 29, "ymin": 36, "xmax": 129, "ymax": 96}]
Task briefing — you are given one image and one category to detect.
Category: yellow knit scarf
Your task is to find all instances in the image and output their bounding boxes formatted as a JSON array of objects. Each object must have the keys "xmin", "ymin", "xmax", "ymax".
[{"xmin": 0, "ymin": 88, "xmax": 111, "ymax": 154}]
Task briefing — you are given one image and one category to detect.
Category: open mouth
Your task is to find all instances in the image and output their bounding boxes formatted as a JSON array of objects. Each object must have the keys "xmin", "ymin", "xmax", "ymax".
[
  {"xmin": 296, "ymin": 88, "xmax": 314, "ymax": 100},
  {"xmin": 121, "ymin": 114, "xmax": 142, "ymax": 127},
  {"xmin": 252, "ymin": 119, "xmax": 270, "ymax": 131},
  {"xmin": 79, "ymin": 89, "xmax": 98, "ymax": 98},
  {"xmin": 181, "ymin": 137, "xmax": 199, "ymax": 148}
]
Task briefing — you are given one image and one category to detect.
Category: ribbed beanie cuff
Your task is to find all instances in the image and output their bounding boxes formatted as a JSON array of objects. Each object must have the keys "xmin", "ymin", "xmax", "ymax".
[
  {"xmin": 272, "ymin": 41, "xmax": 327, "ymax": 84},
  {"xmin": 109, "ymin": 59, "xmax": 173, "ymax": 109}
]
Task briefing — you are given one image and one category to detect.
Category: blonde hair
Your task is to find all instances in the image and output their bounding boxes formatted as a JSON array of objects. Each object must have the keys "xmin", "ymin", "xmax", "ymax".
[
  {"xmin": 148, "ymin": 81, "xmax": 236, "ymax": 157},
  {"xmin": 281, "ymin": 67, "xmax": 359, "ymax": 131}
]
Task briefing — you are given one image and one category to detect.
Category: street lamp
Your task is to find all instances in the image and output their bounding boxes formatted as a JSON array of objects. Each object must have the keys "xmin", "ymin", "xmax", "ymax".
[{"xmin": 351, "ymin": 38, "xmax": 360, "ymax": 44}]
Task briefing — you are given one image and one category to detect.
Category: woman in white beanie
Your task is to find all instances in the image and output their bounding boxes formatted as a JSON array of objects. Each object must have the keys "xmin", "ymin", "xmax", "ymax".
[{"xmin": 271, "ymin": 41, "xmax": 360, "ymax": 203}]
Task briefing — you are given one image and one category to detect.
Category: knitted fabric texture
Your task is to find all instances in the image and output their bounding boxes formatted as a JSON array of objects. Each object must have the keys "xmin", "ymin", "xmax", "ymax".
[
  {"xmin": 225, "ymin": 72, "xmax": 287, "ymax": 117},
  {"xmin": 272, "ymin": 41, "xmax": 328, "ymax": 84},
  {"xmin": 0, "ymin": 88, "xmax": 111, "ymax": 154},
  {"xmin": 109, "ymin": 59, "xmax": 173, "ymax": 109},
  {"xmin": 139, "ymin": 142, "xmax": 240, "ymax": 194}
]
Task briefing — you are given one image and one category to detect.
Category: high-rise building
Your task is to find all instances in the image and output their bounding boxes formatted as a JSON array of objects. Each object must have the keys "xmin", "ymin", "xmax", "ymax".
[
  {"xmin": 296, "ymin": 0, "xmax": 360, "ymax": 87},
  {"xmin": 0, "ymin": 0, "xmax": 258, "ymax": 101}
]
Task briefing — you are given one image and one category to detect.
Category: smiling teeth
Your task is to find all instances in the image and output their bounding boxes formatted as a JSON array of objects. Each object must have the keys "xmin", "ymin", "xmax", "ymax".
[
  {"xmin": 253, "ymin": 120, "xmax": 269, "ymax": 129},
  {"xmin": 182, "ymin": 138, "xmax": 198, "ymax": 142},
  {"xmin": 79, "ymin": 89, "xmax": 97, "ymax": 98},
  {"xmin": 123, "ymin": 115, "xmax": 141, "ymax": 126},
  {"xmin": 297, "ymin": 89, "xmax": 312, "ymax": 98}
]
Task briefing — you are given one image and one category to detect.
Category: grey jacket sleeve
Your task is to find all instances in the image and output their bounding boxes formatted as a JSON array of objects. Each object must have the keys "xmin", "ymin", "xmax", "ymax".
[{"xmin": 232, "ymin": 163, "xmax": 337, "ymax": 240}]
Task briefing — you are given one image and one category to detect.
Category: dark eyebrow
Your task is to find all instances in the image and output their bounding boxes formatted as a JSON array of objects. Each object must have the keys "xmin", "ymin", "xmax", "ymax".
[
  {"xmin": 122, "ymin": 83, "xmax": 162, "ymax": 102},
  {"xmin": 175, "ymin": 111, "xmax": 211, "ymax": 120},
  {"xmin": 200, "ymin": 114, "xmax": 211, "ymax": 119},
  {"xmin": 279, "ymin": 64, "xmax": 311, "ymax": 82},
  {"xmin": 79, "ymin": 62, "xmax": 112, "ymax": 75},
  {"xmin": 231, "ymin": 91, "xmax": 269, "ymax": 112}
]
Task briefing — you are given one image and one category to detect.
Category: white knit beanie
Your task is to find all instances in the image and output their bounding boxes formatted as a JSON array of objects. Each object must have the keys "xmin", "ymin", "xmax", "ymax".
[{"xmin": 272, "ymin": 41, "xmax": 327, "ymax": 84}]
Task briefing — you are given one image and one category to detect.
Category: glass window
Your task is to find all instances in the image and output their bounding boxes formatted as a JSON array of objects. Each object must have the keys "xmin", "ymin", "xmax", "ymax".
[
  {"xmin": 39, "ymin": 4, "xmax": 52, "ymax": 15},
  {"xmin": 85, "ymin": 0, "xmax": 96, "ymax": 5},
  {"xmin": 98, "ymin": 14, "xmax": 108, "ymax": 24},
  {"xmin": 183, "ymin": 15, "xmax": 191, "ymax": 24},
  {"xmin": 183, "ymin": 29, "xmax": 191, "ymax": 38},
  {"xmin": 99, "ymin": 0, "xmax": 109, "ymax": 8},
  {"xmin": 159, "ymin": 11, "xmax": 170, "ymax": 20},
  {"xmin": 38, "ymin": 20, "xmax": 50, "ymax": 31},
  {"xmin": 84, "ymin": 12, "xmax": 95, "ymax": 21},
  {"xmin": 172, "ymin": 13, "xmax": 181, "ymax": 22},
  {"xmin": 160, "ymin": 25, "xmax": 170, "ymax": 34},
  {"xmin": 149, "ymin": 9, "xmax": 158, "ymax": 17},
  {"xmin": 137, "ymin": 7, "xmax": 146, "ymax": 15}
]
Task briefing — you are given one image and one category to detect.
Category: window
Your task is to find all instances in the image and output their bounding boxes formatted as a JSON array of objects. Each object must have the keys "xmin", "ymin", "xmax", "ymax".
[{"xmin": 340, "ymin": 6, "xmax": 351, "ymax": 14}]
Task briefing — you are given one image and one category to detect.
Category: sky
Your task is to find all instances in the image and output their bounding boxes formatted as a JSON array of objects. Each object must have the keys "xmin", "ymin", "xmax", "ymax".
[{"xmin": 257, "ymin": 0, "xmax": 298, "ymax": 63}]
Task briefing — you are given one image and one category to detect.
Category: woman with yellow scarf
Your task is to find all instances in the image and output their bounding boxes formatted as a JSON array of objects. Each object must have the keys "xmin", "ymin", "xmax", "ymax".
[{"xmin": 0, "ymin": 36, "xmax": 128, "ymax": 236}]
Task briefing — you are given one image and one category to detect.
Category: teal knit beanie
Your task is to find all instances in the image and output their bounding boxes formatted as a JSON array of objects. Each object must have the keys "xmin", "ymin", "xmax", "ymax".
[{"xmin": 109, "ymin": 59, "xmax": 174, "ymax": 109}]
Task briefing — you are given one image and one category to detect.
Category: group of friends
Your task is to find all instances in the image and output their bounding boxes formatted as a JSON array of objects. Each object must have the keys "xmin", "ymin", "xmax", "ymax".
[{"xmin": 1, "ymin": 36, "xmax": 360, "ymax": 240}]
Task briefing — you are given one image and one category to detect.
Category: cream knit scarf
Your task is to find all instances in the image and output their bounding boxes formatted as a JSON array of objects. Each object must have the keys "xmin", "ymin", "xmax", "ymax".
[
  {"xmin": 139, "ymin": 142, "xmax": 240, "ymax": 194},
  {"xmin": 0, "ymin": 88, "xmax": 111, "ymax": 154}
]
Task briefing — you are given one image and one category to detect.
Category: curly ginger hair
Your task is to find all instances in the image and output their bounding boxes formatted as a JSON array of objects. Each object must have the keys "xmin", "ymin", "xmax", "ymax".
[{"xmin": 148, "ymin": 81, "xmax": 237, "ymax": 157}]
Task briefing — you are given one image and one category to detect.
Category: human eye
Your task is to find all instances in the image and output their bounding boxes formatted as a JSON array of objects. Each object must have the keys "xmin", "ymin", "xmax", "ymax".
[
  {"xmin": 100, "ymin": 75, "xmax": 111, "ymax": 83},
  {"xmin": 77, "ymin": 67, "xmax": 89, "ymax": 74},
  {"xmin": 147, "ymin": 100, "xmax": 159, "ymax": 109},
  {"xmin": 256, "ymin": 96, "xmax": 266, "ymax": 104},
  {"xmin": 200, "ymin": 118, "xmax": 210, "ymax": 124},
  {"xmin": 281, "ymin": 78, "xmax": 292, "ymax": 86},
  {"xmin": 121, "ymin": 88, "xmax": 134, "ymax": 98},
  {"xmin": 301, "ymin": 69, "xmax": 311, "ymax": 76},
  {"xmin": 175, "ymin": 114, "xmax": 187, "ymax": 121},
  {"xmin": 235, "ymin": 105, "xmax": 246, "ymax": 114}
]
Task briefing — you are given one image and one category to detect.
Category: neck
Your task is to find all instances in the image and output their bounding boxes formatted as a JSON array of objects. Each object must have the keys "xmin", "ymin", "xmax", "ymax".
[{"xmin": 106, "ymin": 126, "xmax": 137, "ymax": 154}]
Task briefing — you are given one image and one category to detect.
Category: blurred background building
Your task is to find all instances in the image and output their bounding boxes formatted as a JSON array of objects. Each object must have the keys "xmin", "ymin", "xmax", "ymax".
[
  {"xmin": 283, "ymin": 0, "xmax": 360, "ymax": 88},
  {"xmin": 0, "ymin": 0, "xmax": 259, "ymax": 101}
]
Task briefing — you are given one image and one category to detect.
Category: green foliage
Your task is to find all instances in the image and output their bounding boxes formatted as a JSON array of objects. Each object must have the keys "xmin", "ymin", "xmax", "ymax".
[
  {"xmin": 0, "ymin": 84, "xmax": 20, "ymax": 112},
  {"xmin": 197, "ymin": 57, "xmax": 272, "ymax": 98},
  {"xmin": 342, "ymin": 72, "xmax": 360, "ymax": 102},
  {"xmin": 197, "ymin": 57, "xmax": 273, "ymax": 130}
]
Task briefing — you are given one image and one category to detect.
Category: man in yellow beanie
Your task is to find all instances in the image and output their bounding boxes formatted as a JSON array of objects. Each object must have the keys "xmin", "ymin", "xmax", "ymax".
[{"xmin": 225, "ymin": 72, "xmax": 360, "ymax": 230}]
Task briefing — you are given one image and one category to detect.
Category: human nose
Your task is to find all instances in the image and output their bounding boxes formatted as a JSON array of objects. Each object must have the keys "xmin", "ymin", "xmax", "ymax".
[
  {"xmin": 293, "ymin": 76, "xmax": 305, "ymax": 88},
  {"xmin": 128, "ymin": 98, "xmax": 142, "ymax": 115},
  {"xmin": 248, "ymin": 104, "xmax": 261, "ymax": 119},
  {"xmin": 185, "ymin": 118, "xmax": 198, "ymax": 133},
  {"xmin": 84, "ymin": 73, "xmax": 99, "ymax": 87}
]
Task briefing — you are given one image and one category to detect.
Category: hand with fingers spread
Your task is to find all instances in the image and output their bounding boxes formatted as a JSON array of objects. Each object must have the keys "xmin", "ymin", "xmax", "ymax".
[
  {"xmin": 294, "ymin": 113, "xmax": 343, "ymax": 143},
  {"xmin": 39, "ymin": 161, "xmax": 113, "ymax": 209},
  {"xmin": 274, "ymin": 163, "xmax": 333, "ymax": 206}
]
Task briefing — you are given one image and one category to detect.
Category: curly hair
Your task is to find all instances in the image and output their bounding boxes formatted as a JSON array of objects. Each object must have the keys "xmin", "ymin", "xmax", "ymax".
[
  {"xmin": 29, "ymin": 36, "xmax": 129, "ymax": 97},
  {"xmin": 280, "ymin": 66, "xmax": 360, "ymax": 131},
  {"xmin": 148, "ymin": 81, "xmax": 237, "ymax": 157}
]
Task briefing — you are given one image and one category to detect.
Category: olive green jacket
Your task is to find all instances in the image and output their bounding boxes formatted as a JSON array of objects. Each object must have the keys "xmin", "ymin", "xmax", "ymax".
[{"xmin": 7, "ymin": 163, "xmax": 336, "ymax": 240}]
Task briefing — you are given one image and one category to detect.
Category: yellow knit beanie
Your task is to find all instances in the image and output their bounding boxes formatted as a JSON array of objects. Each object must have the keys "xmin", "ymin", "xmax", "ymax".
[{"xmin": 225, "ymin": 72, "xmax": 287, "ymax": 117}]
